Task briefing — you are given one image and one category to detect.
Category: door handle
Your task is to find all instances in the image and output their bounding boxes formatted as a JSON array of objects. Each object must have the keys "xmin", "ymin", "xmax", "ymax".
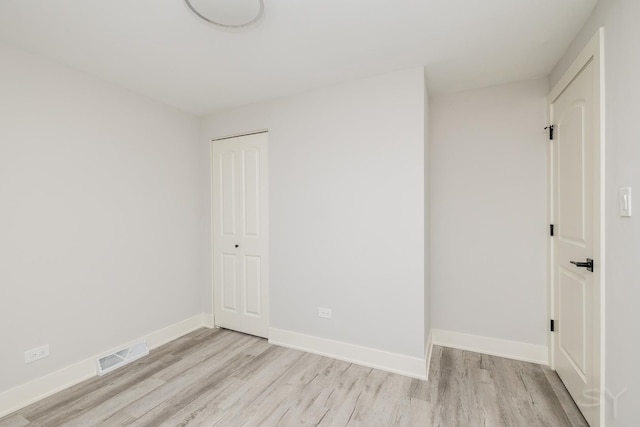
[{"xmin": 570, "ymin": 258, "xmax": 593, "ymax": 272}]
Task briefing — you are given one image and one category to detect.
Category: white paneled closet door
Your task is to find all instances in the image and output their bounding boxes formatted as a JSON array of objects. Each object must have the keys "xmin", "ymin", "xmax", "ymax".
[{"xmin": 212, "ymin": 132, "xmax": 269, "ymax": 338}]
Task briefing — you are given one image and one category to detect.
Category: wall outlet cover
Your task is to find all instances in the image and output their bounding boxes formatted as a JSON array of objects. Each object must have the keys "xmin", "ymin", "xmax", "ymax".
[
  {"xmin": 318, "ymin": 308, "xmax": 332, "ymax": 319},
  {"xmin": 24, "ymin": 345, "xmax": 49, "ymax": 364}
]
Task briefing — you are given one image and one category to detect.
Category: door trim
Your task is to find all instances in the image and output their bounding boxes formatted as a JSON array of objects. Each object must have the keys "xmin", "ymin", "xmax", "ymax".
[
  {"xmin": 212, "ymin": 129, "xmax": 268, "ymax": 142},
  {"xmin": 547, "ymin": 28, "xmax": 605, "ymax": 426}
]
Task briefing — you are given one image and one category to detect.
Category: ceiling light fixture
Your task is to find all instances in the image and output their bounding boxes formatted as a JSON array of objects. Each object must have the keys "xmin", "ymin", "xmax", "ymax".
[{"xmin": 184, "ymin": 0, "xmax": 264, "ymax": 29}]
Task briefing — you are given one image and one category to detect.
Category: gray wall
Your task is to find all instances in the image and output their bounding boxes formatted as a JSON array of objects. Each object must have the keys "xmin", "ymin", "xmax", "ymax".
[
  {"xmin": 430, "ymin": 79, "xmax": 549, "ymax": 346},
  {"xmin": 0, "ymin": 42, "xmax": 204, "ymax": 393},
  {"xmin": 202, "ymin": 68, "xmax": 428, "ymax": 358}
]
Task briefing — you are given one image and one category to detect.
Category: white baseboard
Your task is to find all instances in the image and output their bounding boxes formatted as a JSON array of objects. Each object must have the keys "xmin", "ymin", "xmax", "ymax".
[
  {"xmin": 0, "ymin": 313, "xmax": 211, "ymax": 418},
  {"xmin": 268, "ymin": 328, "xmax": 428, "ymax": 381},
  {"xmin": 202, "ymin": 314, "xmax": 215, "ymax": 329},
  {"xmin": 145, "ymin": 314, "xmax": 211, "ymax": 349},
  {"xmin": 431, "ymin": 329, "xmax": 548, "ymax": 365},
  {"xmin": 425, "ymin": 330, "xmax": 433, "ymax": 381}
]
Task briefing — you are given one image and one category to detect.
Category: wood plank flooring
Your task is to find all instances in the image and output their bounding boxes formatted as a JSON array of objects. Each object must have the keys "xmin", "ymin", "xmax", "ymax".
[{"xmin": 0, "ymin": 328, "xmax": 588, "ymax": 426}]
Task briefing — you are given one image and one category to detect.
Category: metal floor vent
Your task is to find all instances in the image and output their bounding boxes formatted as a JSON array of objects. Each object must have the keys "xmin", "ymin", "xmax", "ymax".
[{"xmin": 97, "ymin": 341, "xmax": 149, "ymax": 376}]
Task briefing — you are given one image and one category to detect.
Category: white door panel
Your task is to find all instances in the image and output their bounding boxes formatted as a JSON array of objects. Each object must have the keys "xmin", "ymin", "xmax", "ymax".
[
  {"xmin": 558, "ymin": 267, "xmax": 587, "ymax": 377},
  {"xmin": 212, "ymin": 132, "xmax": 269, "ymax": 338},
  {"xmin": 244, "ymin": 255, "xmax": 262, "ymax": 316},
  {"xmin": 222, "ymin": 253, "xmax": 238, "ymax": 311},
  {"xmin": 221, "ymin": 151, "xmax": 237, "ymax": 235}
]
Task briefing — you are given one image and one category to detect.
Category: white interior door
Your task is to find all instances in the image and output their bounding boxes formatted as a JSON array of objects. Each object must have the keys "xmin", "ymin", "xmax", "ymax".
[
  {"xmin": 212, "ymin": 132, "xmax": 269, "ymax": 338},
  {"xmin": 550, "ymin": 33, "xmax": 602, "ymax": 427}
]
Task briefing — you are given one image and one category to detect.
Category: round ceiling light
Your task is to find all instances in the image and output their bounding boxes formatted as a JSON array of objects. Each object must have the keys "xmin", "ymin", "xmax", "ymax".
[{"xmin": 184, "ymin": 0, "xmax": 264, "ymax": 28}]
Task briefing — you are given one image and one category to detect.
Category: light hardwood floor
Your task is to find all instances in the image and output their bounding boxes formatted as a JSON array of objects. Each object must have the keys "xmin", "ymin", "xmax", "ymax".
[{"xmin": 0, "ymin": 328, "xmax": 588, "ymax": 426}]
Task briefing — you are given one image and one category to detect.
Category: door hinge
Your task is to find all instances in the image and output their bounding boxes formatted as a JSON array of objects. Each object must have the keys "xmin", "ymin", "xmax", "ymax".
[
  {"xmin": 550, "ymin": 319, "xmax": 555, "ymax": 332},
  {"xmin": 550, "ymin": 224, "xmax": 554, "ymax": 236},
  {"xmin": 544, "ymin": 124, "xmax": 555, "ymax": 140}
]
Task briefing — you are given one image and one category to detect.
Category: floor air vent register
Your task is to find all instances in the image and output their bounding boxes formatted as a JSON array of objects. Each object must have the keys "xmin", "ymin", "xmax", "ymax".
[{"xmin": 96, "ymin": 341, "xmax": 149, "ymax": 376}]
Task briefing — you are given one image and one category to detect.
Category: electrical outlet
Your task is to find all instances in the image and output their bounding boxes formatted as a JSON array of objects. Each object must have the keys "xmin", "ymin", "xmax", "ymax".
[
  {"xmin": 318, "ymin": 307, "xmax": 332, "ymax": 319},
  {"xmin": 24, "ymin": 344, "xmax": 49, "ymax": 364}
]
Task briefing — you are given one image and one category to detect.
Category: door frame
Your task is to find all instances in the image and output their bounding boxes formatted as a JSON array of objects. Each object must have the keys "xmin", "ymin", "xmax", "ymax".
[
  {"xmin": 209, "ymin": 130, "xmax": 270, "ymax": 332},
  {"xmin": 547, "ymin": 28, "xmax": 604, "ymax": 425}
]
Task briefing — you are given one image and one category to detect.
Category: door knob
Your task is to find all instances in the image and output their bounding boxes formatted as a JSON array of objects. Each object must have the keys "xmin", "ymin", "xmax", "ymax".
[
  {"xmin": 570, "ymin": 258, "xmax": 593, "ymax": 272},
  {"xmin": 235, "ymin": 244, "xmax": 239, "ymax": 248}
]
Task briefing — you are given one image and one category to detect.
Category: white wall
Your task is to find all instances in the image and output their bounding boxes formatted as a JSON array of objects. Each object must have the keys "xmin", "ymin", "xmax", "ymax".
[
  {"xmin": 551, "ymin": 1, "xmax": 640, "ymax": 425},
  {"xmin": 430, "ymin": 79, "xmax": 549, "ymax": 347},
  {"xmin": 0, "ymin": 42, "xmax": 204, "ymax": 393},
  {"xmin": 202, "ymin": 68, "xmax": 427, "ymax": 358}
]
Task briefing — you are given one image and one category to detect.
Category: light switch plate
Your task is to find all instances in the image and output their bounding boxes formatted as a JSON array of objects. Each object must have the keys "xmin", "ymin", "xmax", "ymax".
[{"xmin": 619, "ymin": 187, "xmax": 632, "ymax": 217}]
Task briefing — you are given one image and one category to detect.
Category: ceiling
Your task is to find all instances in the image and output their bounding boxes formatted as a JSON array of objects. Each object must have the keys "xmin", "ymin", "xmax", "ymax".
[{"xmin": 0, "ymin": 0, "xmax": 598, "ymax": 116}]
